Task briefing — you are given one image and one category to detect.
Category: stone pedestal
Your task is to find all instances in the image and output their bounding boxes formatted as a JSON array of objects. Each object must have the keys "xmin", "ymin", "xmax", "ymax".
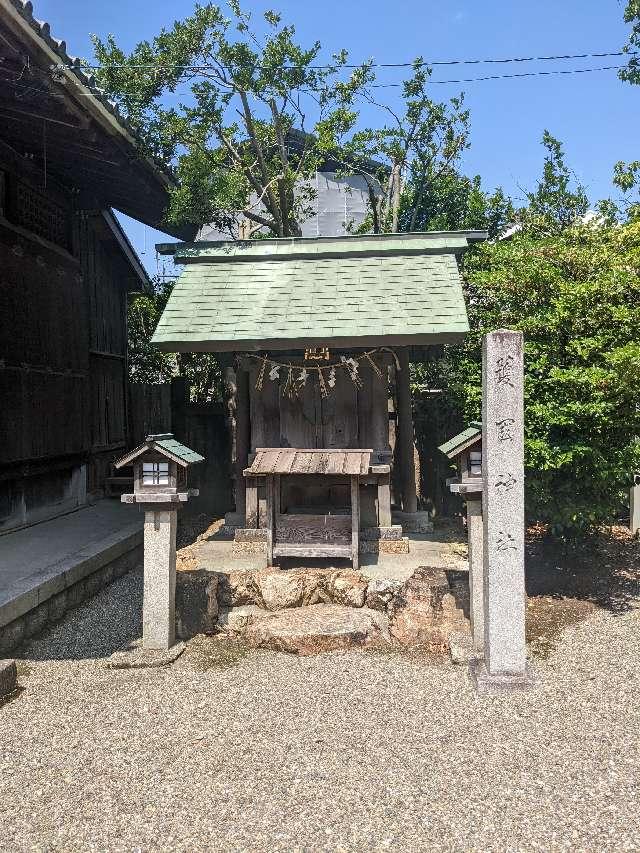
[
  {"xmin": 475, "ymin": 330, "xmax": 533, "ymax": 692},
  {"xmin": 143, "ymin": 510, "xmax": 177, "ymax": 650},
  {"xmin": 466, "ymin": 499, "xmax": 484, "ymax": 650}
]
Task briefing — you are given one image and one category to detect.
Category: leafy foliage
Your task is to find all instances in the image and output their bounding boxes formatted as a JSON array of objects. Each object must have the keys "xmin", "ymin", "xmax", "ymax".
[
  {"xmin": 91, "ymin": 3, "xmax": 369, "ymax": 236},
  {"xmin": 399, "ymin": 169, "xmax": 513, "ymax": 238},
  {"xmin": 128, "ymin": 280, "xmax": 222, "ymax": 402},
  {"xmin": 439, "ymin": 220, "xmax": 640, "ymax": 539},
  {"xmin": 520, "ymin": 131, "xmax": 589, "ymax": 233},
  {"xmin": 620, "ymin": 0, "xmax": 640, "ymax": 85}
]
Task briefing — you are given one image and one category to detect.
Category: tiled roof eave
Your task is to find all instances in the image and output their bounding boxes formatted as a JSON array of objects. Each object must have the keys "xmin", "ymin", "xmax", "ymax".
[{"xmin": 4, "ymin": 0, "xmax": 176, "ymax": 189}]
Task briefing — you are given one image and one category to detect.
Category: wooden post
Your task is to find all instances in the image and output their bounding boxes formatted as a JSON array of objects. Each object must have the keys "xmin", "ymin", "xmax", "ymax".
[
  {"xmin": 265, "ymin": 475, "xmax": 274, "ymax": 565},
  {"xmin": 235, "ymin": 367, "xmax": 250, "ymax": 521},
  {"xmin": 170, "ymin": 377, "xmax": 189, "ymax": 443},
  {"xmin": 396, "ymin": 348, "xmax": 418, "ymax": 513},
  {"xmin": 351, "ymin": 475, "xmax": 360, "ymax": 571}
]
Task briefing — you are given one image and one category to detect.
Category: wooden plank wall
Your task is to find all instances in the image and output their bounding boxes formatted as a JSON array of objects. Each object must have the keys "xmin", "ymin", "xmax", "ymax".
[
  {"xmin": 129, "ymin": 384, "xmax": 172, "ymax": 447},
  {"xmin": 0, "ymin": 150, "xmax": 136, "ymax": 527},
  {"xmin": 0, "ymin": 220, "xmax": 89, "ymax": 467},
  {"xmin": 76, "ymin": 213, "xmax": 131, "ymax": 493},
  {"xmin": 248, "ymin": 353, "xmax": 391, "ymax": 453}
]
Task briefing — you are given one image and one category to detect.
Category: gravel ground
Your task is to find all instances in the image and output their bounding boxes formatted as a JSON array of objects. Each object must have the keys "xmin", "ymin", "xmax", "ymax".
[{"xmin": 1, "ymin": 566, "xmax": 639, "ymax": 852}]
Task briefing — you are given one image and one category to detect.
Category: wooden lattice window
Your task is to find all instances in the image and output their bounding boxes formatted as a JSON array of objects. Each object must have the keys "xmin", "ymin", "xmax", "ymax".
[{"xmin": 11, "ymin": 179, "xmax": 71, "ymax": 250}]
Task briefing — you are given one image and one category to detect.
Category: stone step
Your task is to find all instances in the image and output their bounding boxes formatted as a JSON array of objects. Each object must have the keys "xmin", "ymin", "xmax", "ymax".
[{"xmin": 244, "ymin": 603, "xmax": 391, "ymax": 655}]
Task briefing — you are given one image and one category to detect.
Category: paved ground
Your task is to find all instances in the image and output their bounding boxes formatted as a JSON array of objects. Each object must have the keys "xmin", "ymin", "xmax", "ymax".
[
  {"xmin": 195, "ymin": 527, "xmax": 465, "ymax": 582},
  {"xmin": 0, "ymin": 500, "xmax": 142, "ymax": 628},
  {"xmin": 1, "ymin": 564, "xmax": 639, "ymax": 852}
]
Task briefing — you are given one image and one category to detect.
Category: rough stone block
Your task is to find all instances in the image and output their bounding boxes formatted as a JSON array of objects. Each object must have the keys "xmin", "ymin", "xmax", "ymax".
[
  {"xmin": 215, "ymin": 570, "xmax": 261, "ymax": 607},
  {"xmin": 244, "ymin": 604, "xmax": 391, "ymax": 655},
  {"xmin": 217, "ymin": 604, "xmax": 273, "ymax": 632},
  {"xmin": 365, "ymin": 578, "xmax": 403, "ymax": 611},
  {"xmin": 256, "ymin": 567, "xmax": 305, "ymax": 611},
  {"xmin": 175, "ymin": 570, "xmax": 219, "ymax": 639},
  {"xmin": 0, "ymin": 659, "xmax": 18, "ymax": 700},
  {"xmin": 389, "ymin": 567, "xmax": 468, "ymax": 647},
  {"xmin": 329, "ymin": 572, "xmax": 368, "ymax": 608}
]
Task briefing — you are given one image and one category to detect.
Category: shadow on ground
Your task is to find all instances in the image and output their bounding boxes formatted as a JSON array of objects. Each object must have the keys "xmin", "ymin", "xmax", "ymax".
[
  {"xmin": 525, "ymin": 525, "xmax": 639, "ymax": 657},
  {"xmin": 12, "ymin": 569, "xmax": 143, "ymax": 663}
]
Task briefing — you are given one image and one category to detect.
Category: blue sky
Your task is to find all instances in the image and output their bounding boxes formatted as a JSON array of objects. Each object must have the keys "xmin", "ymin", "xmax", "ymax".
[{"xmin": 34, "ymin": 0, "xmax": 639, "ymax": 273}]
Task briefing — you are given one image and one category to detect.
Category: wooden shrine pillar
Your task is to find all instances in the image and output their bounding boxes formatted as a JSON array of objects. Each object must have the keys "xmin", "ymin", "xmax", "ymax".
[
  {"xmin": 235, "ymin": 367, "xmax": 250, "ymax": 521},
  {"xmin": 396, "ymin": 348, "xmax": 418, "ymax": 513}
]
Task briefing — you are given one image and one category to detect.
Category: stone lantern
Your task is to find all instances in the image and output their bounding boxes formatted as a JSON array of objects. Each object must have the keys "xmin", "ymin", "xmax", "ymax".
[
  {"xmin": 439, "ymin": 421, "xmax": 483, "ymax": 649},
  {"xmin": 115, "ymin": 433, "xmax": 204, "ymax": 650}
]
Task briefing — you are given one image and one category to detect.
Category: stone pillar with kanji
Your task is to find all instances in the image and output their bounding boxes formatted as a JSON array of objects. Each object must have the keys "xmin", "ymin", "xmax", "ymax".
[{"xmin": 470, "ymin": 330, "xmax": 534, "ymax": 693}]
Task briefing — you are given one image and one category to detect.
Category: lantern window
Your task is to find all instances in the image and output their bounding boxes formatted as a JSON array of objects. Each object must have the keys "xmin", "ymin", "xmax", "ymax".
[{"xmin": 142, "ymin": 461, "xmax": 169, "ymax": 485}]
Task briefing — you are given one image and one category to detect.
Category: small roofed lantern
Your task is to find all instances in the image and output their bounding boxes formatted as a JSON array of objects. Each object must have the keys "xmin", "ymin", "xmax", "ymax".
[
  {"xmin": 115, "ymin": 434, "xmax": 204, "ymax": 651},
  {"xmin": 117, "ymin": 433, "xmax": 204, "ymax": 504},
  {"xmin": 438, "ymin": 421, "xmax": 484, "ymax": 651},
  {"xmin": 438, "ymin": 421, "xmax": 482, "ymax": 498}
]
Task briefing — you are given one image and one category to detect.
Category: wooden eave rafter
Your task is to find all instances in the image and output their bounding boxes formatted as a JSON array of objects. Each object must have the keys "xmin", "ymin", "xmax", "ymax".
[{"xmin": 0, "ymin": 7, "xmax": 195, "ymax": 239}]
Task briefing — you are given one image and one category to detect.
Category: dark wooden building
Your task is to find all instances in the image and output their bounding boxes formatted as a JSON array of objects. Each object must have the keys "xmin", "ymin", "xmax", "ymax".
[{"xmin": 0, "ymin": 0, "xmax": 191, "ymax": 533}]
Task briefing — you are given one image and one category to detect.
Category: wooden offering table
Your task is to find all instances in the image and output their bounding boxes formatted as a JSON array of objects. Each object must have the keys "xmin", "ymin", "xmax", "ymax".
[{"xmin": 244, "ymin": 448, "xmax": 376, "ymax": 570}]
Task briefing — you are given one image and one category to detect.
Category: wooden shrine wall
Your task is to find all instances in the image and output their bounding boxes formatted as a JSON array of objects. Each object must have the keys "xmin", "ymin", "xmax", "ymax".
[{"xmin": 247, "ymin": 354, "xmax": 391, "ymax": 453}]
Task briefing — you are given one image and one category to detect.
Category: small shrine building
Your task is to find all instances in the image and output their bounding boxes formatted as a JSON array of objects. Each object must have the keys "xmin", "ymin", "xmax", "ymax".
[{"xmin": 153, "ymin": 231, "xmax": 487, "ymax": 568}]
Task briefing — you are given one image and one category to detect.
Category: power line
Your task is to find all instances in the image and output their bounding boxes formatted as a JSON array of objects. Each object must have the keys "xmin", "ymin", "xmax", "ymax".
[
  {"xmin": 371, "ymin": 64, "xmax": 628, "ymax": 87},
  {"xmin": 71, "ymin": 49, "xmax": 636, "ymax": 73},
  {"xmin": 0, "ymin": 61, "xmax": 627, "ymax": 108}
]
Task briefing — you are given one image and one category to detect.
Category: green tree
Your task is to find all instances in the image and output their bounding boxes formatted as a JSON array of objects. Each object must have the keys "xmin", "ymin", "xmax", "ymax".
[
  {"xmin": 128, "ymin": 279, "xmax": 222, "ymax": 402},
  {"xmin": 91, "ymin": 2, "xmax": 368, "ymax": 237},
  {"xmin": 333, "ymin": 62, "xmax": 478, "ymax": 234},
  {"xmin": 440, "ymin": 219, "xmax": 640, "ymax": 539},
  {"xmin": 521, "ymin": 131, "xmax": 589, "ymax": 233},
  {"xmin": 399, "ymin": 169, "xmax": 514, "ymax": 237},
  {"xmin": 608, "ymin": 3, "xmax": 640, "ymax": 216},
  {"xmin": 620, "ymin": 0, "xmax": 640, "ymax": 85}
]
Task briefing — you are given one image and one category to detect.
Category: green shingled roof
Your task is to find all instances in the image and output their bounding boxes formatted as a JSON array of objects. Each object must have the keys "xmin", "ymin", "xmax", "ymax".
[
  {"xmin": 153, "ymin": 438, "xmax": 204, "ymax": 465},
  {"xmin": 438, "ymin": 421, "xmax": 482, "ymax": 458},
  {"xmin": 152, "ymin": 232, "xmax": 482, "ymax": 352},
  {"xmin": 115, "ymin": 434, "xmax": 204, "ymax": 468}
]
